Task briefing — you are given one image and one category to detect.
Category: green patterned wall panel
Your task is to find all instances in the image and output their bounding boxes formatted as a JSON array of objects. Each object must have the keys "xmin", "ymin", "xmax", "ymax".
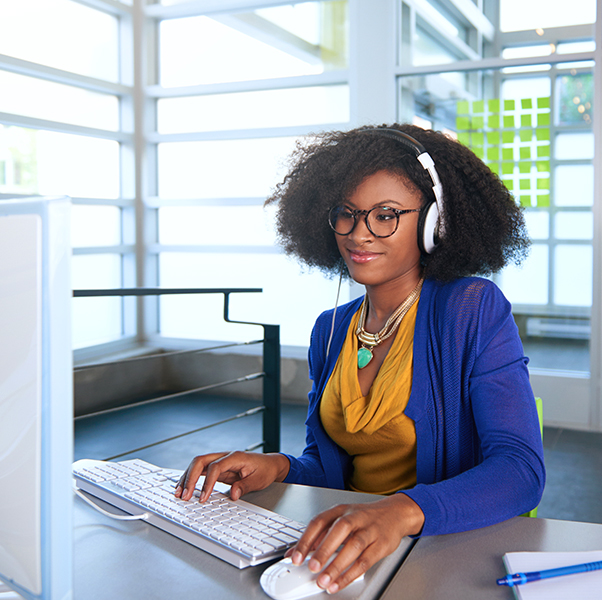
[{"xmin": 456, "ymin": 97, "xmax": 551, "ymax": 208}]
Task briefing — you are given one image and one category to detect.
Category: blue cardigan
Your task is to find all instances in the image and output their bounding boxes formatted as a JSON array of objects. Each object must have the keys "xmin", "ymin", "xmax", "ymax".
[{"xmin": 283, "ymin": 277, "xmax": 545, "ymax": 536}]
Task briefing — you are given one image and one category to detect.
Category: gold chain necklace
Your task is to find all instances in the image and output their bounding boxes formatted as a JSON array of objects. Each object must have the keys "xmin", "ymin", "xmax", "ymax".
[{"xmin": 356, "ymin": 277, "xmax": 424, "ymax": 369}]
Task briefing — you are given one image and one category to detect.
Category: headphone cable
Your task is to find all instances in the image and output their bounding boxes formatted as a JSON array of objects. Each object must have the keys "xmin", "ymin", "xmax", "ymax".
[{"xmin": 326, "ymin": 269, "xmax": 344, "ymax": 359}]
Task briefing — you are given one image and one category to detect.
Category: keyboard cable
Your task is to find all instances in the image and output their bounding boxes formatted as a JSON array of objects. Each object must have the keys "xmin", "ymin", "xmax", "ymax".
[{"xmin": 74, "ymin": 487, "xmax": 151, "ymax": 521}]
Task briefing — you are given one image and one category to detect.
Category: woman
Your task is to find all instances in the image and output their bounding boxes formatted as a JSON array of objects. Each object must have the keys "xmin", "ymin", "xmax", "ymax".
[{"xmin": 175, "ymin": 124, "xmax": 545, "ymax": 594}]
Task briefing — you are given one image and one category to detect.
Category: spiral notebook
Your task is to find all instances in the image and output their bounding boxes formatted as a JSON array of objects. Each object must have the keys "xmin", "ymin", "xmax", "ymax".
[{"xmin": 502, "ymin": 550, "xmax": 602, "ymax": 600}]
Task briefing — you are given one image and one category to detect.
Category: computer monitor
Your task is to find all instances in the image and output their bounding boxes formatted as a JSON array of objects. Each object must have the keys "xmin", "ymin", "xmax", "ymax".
[{"xmin": 0, "ymin": 197, "xmax": 72, "ymax": 600}]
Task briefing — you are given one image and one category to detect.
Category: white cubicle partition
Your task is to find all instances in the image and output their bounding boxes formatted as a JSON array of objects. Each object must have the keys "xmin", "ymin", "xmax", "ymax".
[{"xmin": 0, "ymin": 197, "xmax": 72, "ymax": 600}]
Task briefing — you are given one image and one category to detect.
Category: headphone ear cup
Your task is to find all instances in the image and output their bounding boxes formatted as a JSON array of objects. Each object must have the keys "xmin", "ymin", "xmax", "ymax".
[{"xmin": 417, "ymin": 202, "xmax": 440, "ymax": 254}]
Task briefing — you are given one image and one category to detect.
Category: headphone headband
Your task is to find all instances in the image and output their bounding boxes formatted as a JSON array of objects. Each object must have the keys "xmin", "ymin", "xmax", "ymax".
[
  {"xmin": 359, "ymin": 127, "xmax": 445, "ymax": 253},
  {"xmin": 360, "ymin": 128, "xmax": 427, "ymax": 155}
]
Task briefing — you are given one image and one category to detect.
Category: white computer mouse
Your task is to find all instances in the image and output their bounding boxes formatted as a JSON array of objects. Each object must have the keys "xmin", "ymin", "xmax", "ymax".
[{"xmin": 260, "ymin": 553, "xmax": 364, "ymax": 600}]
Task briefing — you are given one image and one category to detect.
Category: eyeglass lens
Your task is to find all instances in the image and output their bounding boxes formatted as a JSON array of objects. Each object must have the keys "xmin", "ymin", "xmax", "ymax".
[{"xmin": 329, "ymin": 206, "xmax": 400, "ymax": 238}]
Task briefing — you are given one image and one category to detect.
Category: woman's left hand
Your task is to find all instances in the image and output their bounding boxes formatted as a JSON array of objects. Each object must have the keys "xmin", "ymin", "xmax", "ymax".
[{"xmin": 287, "ymin": 494, "xmax": 425, "ymax": 595}]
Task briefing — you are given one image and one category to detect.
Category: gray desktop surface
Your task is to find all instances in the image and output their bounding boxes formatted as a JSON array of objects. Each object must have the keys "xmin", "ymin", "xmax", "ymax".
[
  {"xmin": 380, "ymin": 516, "xmax": 602, "ymax": 600},
  {"xmin": 73, "ymin": 480, "xmax": 415, "ymax": 600}
]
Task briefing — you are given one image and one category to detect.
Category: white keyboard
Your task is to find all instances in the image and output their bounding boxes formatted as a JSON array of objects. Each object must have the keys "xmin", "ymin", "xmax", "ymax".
[{"xmin": 73, "ymin": 458, "xmax": 306, "ymax": 569}]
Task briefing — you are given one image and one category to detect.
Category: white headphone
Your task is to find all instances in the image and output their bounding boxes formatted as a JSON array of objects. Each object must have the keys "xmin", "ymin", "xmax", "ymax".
[{"xmin": 360, "ymin": 128, "xmax": 445, "ymax": 254}]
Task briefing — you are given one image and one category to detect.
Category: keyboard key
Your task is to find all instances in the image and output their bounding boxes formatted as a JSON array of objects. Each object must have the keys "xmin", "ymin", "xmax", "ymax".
[
  {"xmin": 281, "ymin": 527, "xmax": 304, "ymax": 540},
  {"xmin": 248, "ymin": 531, "xmax": 270, "ymax": 542},
  {"xmin": 273, "ymin": 532, "xmax": 297, "ymax": 545},
  {"xmin": 264, "ymin": 537, "xmax": 288, "ymax": 550},
  {"xmin": 239, "ymin": 535, "xmax": 256, "ymax": 546},
  {"xmin": 77, "ymin": 469, "xmax": 106, "ymax": 483},
  {"xmin": 230, "ymin": 539, "xmax": 248, "ymax": 551},
  {"xmin": 238, "ymin": 526, "xmax": 254, "ymax": 535},
  {"xmin": 270, "ymin": 515, "xmax": 292, "ymax": 525},
  {"xmin": 231, "ymin": 516, "xmax": 247, "ymax": 523},
  {"xmin": 247, "ymin": 514, "xmax": 263, "ymax": 522},
  {"xmin": 239, "ymin": 545, "xmax": 256, "ymax": 557}
]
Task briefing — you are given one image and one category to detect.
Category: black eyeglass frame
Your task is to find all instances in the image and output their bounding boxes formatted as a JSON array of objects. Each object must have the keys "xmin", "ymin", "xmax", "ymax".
[{"xmin": 328, "ymin": 205, "xmax": 421, "ymax": 238}]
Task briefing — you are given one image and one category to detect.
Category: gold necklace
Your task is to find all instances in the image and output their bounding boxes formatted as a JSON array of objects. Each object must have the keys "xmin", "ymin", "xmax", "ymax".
[{"xmin": 356, "ymin": 277, "xmax": 424, "ymax": 369}]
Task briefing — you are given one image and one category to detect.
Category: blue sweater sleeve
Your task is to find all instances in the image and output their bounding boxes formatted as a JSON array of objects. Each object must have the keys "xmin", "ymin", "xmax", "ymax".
[
  {"xmin": 401, "ymin": 281, "xmax": 546, "ymax": 535},
  {"xmin": 282, "ymin": 302, "xmax": 356, "ymax": 490},
  {"xmin": 282, "ymin": 319, "xmax": 332, "ymax": 488}
]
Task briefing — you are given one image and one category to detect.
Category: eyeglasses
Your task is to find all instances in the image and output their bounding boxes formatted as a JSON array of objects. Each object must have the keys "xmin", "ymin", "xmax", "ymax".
[{"xmin": 328, "ymin": 205, "xmax": 421, "ymax": 238}]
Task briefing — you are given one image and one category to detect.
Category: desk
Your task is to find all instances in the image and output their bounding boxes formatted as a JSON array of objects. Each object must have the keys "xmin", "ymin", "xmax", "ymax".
[
  {"xmin": 74, "ymin": 481, "xmax": 602, "ymax": 600},
  {"xmin": 74, "ymin": 481, "xmax": 414, "ymax": 600},
  {"xmin": 380, "ymin": 516, "xmax": 602, "ymax": 600}
]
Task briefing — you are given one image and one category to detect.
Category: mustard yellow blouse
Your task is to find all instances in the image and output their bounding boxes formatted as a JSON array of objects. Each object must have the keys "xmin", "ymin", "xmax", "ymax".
[{"xmin": 319, "ymin": 300, "xmax": 418, "ymax": 495}]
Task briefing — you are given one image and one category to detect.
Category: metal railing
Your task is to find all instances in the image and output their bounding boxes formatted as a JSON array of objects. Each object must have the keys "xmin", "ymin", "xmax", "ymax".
[{"xmin": 73, "ymin": 287, "xmax": 280, "ymax": 455}]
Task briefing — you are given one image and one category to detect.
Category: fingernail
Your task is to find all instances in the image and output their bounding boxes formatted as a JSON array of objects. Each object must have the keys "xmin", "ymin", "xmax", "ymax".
[
  {"xmin": 182, "ymin": 488, "xmax": 188, "ymax": 498},
  {"xmin": 308, "ymin": 558, "xmax": 321, "ymax": 572},
  {"xmin": 327, "ymin": 583, "xmax": 339, "ymax": 595},
  {"xmin": 291, "ymin": 551, "xmax": 303, "ymax": 565},
  {"xmin": 318, "ymin": 574, "xmax": 331, "ymax": 588},
  {"xmin": 174, "ymin": 485, "xmax": 181, "ymax": 496}
]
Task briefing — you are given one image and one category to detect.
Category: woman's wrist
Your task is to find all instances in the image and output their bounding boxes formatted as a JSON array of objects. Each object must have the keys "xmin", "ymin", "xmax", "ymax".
[
  {"xmin": 267, "ymin": 453, "xmax": 291, "ymax": 482},
  {"xmin": 386, "ymin": 492, "xmax": 425, "ymax": 537}
]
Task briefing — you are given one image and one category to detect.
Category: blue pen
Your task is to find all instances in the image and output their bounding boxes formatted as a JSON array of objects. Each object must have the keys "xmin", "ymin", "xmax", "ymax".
[{"xmin": 497, "ymin": 560, "xmax": 602, "ymax": 586}]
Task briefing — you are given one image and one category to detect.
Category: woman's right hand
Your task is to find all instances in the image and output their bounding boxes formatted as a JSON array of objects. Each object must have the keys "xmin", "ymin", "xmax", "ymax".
[{"xmin": 174, "ymin": 451, "xmax": 291, "ymax": 502}]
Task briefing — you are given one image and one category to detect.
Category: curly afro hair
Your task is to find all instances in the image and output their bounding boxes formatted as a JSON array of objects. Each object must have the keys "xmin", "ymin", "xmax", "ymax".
[{"xmin": 265, "ymin": 123, "xmax": 530, "ymax": 282}]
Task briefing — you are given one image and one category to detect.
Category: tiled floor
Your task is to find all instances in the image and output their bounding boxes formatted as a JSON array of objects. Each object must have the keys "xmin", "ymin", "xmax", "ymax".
[
  {"xmin": 74, "ymin": 393, "xmax": 602, "ymax": 525},
  {"xmin": 74, "ymin": 394, "xmax": 308, "ymax": 467},
  {"xmin": 538, "ymin": 427, "xmax": 602, "ymax": 524}
]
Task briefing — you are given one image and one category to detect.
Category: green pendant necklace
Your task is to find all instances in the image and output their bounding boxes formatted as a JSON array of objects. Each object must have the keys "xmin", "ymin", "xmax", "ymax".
[{"xmin": 356, "ymin": 278, "xmax": 424, "ymax": 369}]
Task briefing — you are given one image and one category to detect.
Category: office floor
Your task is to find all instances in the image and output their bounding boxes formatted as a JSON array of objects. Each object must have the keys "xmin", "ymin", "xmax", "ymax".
[{"xmin": 74, "ymin": 392, "xmax": 602, "ymax": 525}]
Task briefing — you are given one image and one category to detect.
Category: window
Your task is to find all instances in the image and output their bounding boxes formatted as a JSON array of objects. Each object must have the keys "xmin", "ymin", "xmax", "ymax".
[
  {"xmin": 157, "ymin": 137, "xmax": 299, "ymax": 199},
  {"xmin": 499, "ymin": 0, "xmax": 596, "ymax": 32},
  {"xmin": 0, "ymin": 0, "xmax": 120, "ymax": 81},
  {"xmin": 0, "ymin": 71, "xmax": 120, "ymax": 131},
  {"xmin": 0, "ymin": 0, "xmax": 133, "ymax": 353},
  {"xmin": 0, "ymin": 129, "xmax": 121, "ymax": 198},
  {"xmin": 398, "ymin": 53, "xmax": 594, "ymax": 372},
  {"xmin": 159, "ymin": 3, "xmax": 348, "ymax": 87},
  {"xmin": 157, "ymin": 85, "xmax": 350, "ymax": 133},
  {"xmin": 153, "ymin": 0, "xmax": 350, "ymax": 347}
]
